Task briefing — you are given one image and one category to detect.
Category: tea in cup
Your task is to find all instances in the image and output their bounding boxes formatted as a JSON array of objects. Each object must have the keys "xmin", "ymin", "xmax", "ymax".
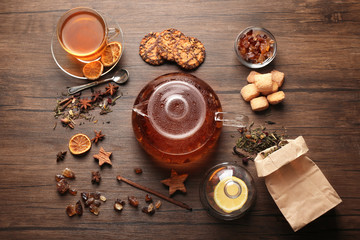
[{"xmin": 56, "ymin": 7, "xmax": 120, "ymax": 61}]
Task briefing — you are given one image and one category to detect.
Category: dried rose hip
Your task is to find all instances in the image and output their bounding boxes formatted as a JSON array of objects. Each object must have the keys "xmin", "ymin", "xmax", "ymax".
[
  {"xmin": 89, "ymin": 204, "xmax": 100, "ymax": 215},
  {"xmin": 66, "ymin": 204, "xmax": 76, "ymax": 217},
  {"xmin": 128, "ymin": 196, "xmax": 139, "ymax": 208},
  {"xmin": 90, "ymin": 192, "xmax": 101, "ymax": 200},
  {"xmin": 81, "ymin": 192, "xmax": 89, "ymax": 203},
  {"xmin": 145, "ymin": 194, "xmax": 153, "ymax": 203},
  {"xmin": 114, "ymin": 199, "xmax": 125, "ymax": 212},
  {"xmin": 155, "ymin": 200, "xmax": 162, "ymax": 209},
  {"xmin": 68, "ymin": 188, "xmax": 77, "ymax": 196},
  {"xmin": 57, "ymin": 179, "xmax": 69, "ymax": 194},
  {"xmin": 55, "ymin": 174, "xmax": 65, "ymax": 182},
  {"xmin": 85, "ymin": 197, "xmax": 95, "ymax": 207},
  {"xmin": 142, "ymin": 203, "xmax": 155, "ymax": 215},
  {"xmin": 62, "ymin": 168, "xmax": 75, "ymax": 179},
  {"xmin": 134, "ymin": 168, "xmax": 143, "ymax": 174},
  {"xmin": 75, "ymin": 200, "xmax": 83, "ymax": 216},
  {"xmin": 93, "ymin": 200, "xmax": 102, "ymax": 207},
  {"xmin": 100, "ymin": 195, "xmax": 107, "ymax": 202}
]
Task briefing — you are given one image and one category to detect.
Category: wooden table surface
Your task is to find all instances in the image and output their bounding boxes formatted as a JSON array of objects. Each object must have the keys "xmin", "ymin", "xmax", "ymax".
[{"xmin": 0, "ymin": 0, "xmax": 359, "ymax": 239}]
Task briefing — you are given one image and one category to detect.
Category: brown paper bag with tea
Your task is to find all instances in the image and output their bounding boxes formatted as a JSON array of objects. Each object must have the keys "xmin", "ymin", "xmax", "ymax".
[{"xmin": 254, "ymin": 136, "xmax": 342, "ymax": 232}]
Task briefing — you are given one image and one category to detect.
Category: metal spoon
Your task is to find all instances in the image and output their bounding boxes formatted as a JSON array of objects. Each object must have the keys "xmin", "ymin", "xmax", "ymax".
[{"xmin": 67, "ymin": 69, "xmax": 129, "ymax": 95}]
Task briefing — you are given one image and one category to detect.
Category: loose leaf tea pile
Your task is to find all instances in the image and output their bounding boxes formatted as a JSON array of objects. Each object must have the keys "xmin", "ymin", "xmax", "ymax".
[
  {"xmin": 234, "ymin": 123, "xmax": 288, "ymax": 164},
  {"xmin": 53, "ymin": 83, "xmax": 122, "ymax": 129}
]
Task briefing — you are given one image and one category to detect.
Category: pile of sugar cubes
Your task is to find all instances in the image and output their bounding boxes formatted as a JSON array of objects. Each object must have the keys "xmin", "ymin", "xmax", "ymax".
[{"xmin": 241, "ymin": 70, "xmax": 285, "ymax": 111}]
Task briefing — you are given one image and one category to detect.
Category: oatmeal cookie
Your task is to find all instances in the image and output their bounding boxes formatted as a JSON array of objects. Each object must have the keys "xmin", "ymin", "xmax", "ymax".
[
  {"xmin": 174, "ymin": 36, "xmax": 205, "ymax": 70},
  {"xmin": 158, "ymin": 28, "xmax": 184, "ymax": 61},
  {"xmin": 139, "ymin": 32, "xmax": 164, "ymax": 65}
]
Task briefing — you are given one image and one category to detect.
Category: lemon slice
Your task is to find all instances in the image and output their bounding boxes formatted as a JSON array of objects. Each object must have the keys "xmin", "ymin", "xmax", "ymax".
[{"xmin": 214, "ymin": 176, "xmax": 248, "ymax": 213}]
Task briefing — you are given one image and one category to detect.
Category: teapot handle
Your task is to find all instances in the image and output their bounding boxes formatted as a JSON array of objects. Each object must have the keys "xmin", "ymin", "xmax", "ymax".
[{"xmin": 215, "ymin": 112, "xmax": 248, "ymax": 128}]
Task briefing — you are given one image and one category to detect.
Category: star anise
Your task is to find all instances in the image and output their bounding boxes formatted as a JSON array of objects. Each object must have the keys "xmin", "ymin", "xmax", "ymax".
[
  {"xmin": 56, "ymin": 151, "xmax": 67, "ymax": 162},
  {"xmin": 161, "ymin": 169, "xmax": 188, "ymax": 196},
  {"xmin": 91, "ymin": 90, "xmax": 103, "ymax": 102},
  {"xmin": 105, "ymin": 83, "xmax": 119, "ymax": 96},
  {"xmin": 91, "ymin": 171, "xmax": 101, "ymax": 184},
  {"xmin": 79, "ymin": 98, "xmax": 92, "ymax": 110},
  {"xmin": 91, "ymin": 130, "xmax": 105, "ymax": 143}
]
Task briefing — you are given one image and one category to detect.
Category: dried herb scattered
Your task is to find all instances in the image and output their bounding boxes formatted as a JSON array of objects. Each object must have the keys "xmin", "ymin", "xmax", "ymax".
[
  {"xmin": 234, "ymin": 124, "xmax": 287, "ymax": 164},
  {"xmin": 91, "ymin": 171, "xmax": 101, "ymax": 184},
  {"xmin": 105, "ymin": 83, "xmax": 119, "ymax": 96},
  {"xmin": 117, "ymin": 175, "xmax": 192, "ymax": 211},
  {"xmin": 91, "ymin": 130, "xmax": 105, "ymax": 143},
  {"xmin": 53, "ymin": 84, "xmax": 122, "ymax": 129},
  {"xmin": 93, "ymin": 147, "xmax": 112, "ymax": 166},
  {"xmin": 56, "ymin": 151, "xmax": 67, "ymax": 162},
  {"xmin": 134, "ymin": 168, "xmax": 143, "ymax": 174},
  {"xmin": 161, "ymin": 169, "xmax": 188, "ymax": 196}
]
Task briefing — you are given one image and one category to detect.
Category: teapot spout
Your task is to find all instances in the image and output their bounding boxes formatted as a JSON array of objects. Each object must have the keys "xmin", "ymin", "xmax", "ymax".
[
  {"xmin": 215, "ymin": 112, "xmax": 249, "ymax": 128},
  {"xmin": 132, "ymin": 100, "xmax": 149, "ymax": 117}
]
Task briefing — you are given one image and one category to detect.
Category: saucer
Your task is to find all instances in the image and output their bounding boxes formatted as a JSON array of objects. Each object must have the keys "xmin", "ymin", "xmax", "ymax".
[{"xmin": 51, "ymin": 13, "xmax": 124, "ymax": 79}]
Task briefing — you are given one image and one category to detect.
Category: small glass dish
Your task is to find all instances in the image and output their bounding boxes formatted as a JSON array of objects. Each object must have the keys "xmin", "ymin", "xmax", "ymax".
[
  {"xmin": 199, "ymin": 162, "xmax": 256, "ymax": 220},
  {"xmin": 234, "ymin": 26, "xmax": 277, "ymax": 69}
]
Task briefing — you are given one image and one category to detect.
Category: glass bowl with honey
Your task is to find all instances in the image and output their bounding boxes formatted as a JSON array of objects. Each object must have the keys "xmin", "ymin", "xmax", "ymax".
[
  {"xmin": 234, "ymin": 26, "xmax": 277, "ymax": 69},
  {"xmin": 199, "ymin": 162, "xmax": 256, "ymax": 220}
]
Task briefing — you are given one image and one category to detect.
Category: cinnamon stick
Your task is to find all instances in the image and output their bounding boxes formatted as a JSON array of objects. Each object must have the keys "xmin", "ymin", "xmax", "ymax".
[{"xmin": 116, "ymin": 175, "xmax": 192, "ymax": 211}]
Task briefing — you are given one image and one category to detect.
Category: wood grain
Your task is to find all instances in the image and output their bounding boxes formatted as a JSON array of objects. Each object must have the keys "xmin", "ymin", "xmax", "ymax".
[{"xmin": 0, "ymin": 0, "xmax": 359, "ymax": 239}]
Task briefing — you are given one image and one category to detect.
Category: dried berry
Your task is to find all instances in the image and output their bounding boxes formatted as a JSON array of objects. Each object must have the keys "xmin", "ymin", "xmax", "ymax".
[
  {"xmin": 134, "ymin": 168, "xmax": 143, "ymax": 174},
  {"xmin": 90, "ymin": 192, "xmax": 101, "ymax": 200},
  {"xmin": 62, "ymin": 168, "xmax": 75, "ymax": 179},
  {"xmin": 75, "ymin": 200, "xmax": 83, "ymax": 216},
  {"xmin": 69, "ymin": 188, "xmax": 77, "ymax": 196},
  {"xmin": 114, "ymin": 199, "xmax": 125, "ymax": 212},
  {"xmin": 93, "ymin": 200, "xmax": 102, "ymax": 207},
  {"xmin": 142, "ymin": 203, "xmax": 155, "ymax": 215},
  {"xmin": 85, "ymin": 197, "xmax": 95, "ymax": 207},
  {"xmin": 55, "ymin": 174, "xmax": 65, "ymax": 182},
  {"xmin": 89, "ymin": 204, "xmax": 100, "ymax": 215},
  {"xmin": 81, "ymin": 192, "xmax": 89, "ymax": 202},
  {"xmin": 57, "ymin": 179, "xmax": 69, "ymax": 194},
  {"xmin": 91, "ymin": 171, "xmax": 101, "ymax": 184},
  {"xmin": 145, "ymin": 194, "xmax": 153, "ymax": 203},
  {"xmin": 100, "ymin": 195, "xmax": 107, "ymax": 202},
  {"xmin": 155, "ymin": 200, "xmax": 162, "ymax": 209},
  {"xmin": 128, "ymin": 196, "xmax": 139, "ymax": 208},
  {"xmin": 66, "ymin": 204, "xmax": 76, "ymax": 217},
  {"xmin": 56, "ymin": 151, "xmax": 67, "ymax": 162}
]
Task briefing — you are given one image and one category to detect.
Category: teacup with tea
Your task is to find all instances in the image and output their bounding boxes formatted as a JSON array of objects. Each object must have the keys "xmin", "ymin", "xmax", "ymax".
[{"xmin": 56, "ymin": 7, "xmax": 120, "ymax": 62}]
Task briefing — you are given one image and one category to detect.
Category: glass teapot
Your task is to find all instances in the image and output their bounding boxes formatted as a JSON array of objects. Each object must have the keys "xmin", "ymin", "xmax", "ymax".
[{"xmin": 132, "ymin": 73, "xmax": 248, "ymax": 166}]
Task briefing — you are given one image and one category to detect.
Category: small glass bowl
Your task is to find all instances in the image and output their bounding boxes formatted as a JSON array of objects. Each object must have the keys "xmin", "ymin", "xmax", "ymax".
[
  {"xmin": 234, "ymin": 26, "xmax": 277, "ymax": 69},
  {"xmin": 199, "ymin": 162, "xmax": 256, "ymax": 220}
]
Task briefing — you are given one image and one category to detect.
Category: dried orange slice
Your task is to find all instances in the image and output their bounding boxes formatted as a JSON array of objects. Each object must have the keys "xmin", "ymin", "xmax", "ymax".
[
  {"xmin": 101, "ymin": 42, "xmax": 122, "ymax": 67},
  {"xmin": 83, "ymin": 61, "xmax": 104, "ymax": 80},
  {"xmin": 69, "ymin": 133, "xmax": 92, "ymax": 155}
]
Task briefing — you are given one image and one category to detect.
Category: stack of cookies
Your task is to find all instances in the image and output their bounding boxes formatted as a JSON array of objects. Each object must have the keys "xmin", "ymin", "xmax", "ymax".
[
  {"xmin": 240, "ymin": 70, "xmax": 285, "ymax": 112},
  {"xmin": 139, "ymin": 28, "xmax": 205, "ymax": 70}
]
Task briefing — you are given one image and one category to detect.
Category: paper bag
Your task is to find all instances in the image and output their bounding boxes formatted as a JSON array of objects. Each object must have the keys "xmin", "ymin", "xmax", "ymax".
[{"xmin": 255, "ymin": 136, "xmax": 342, "ymax": 232}]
